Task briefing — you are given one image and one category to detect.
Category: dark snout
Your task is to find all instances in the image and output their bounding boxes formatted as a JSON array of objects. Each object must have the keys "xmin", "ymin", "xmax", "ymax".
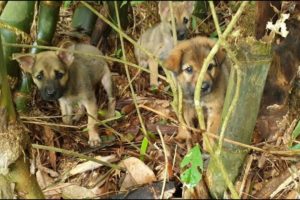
[
  {"xmin": 201, "ymin": 81, "xmax": 213, "ymax": 95},
  {"xmin": 40, "ymin": 81, "xmax": 64, "ymax": 101},
  {"xmin": 177, "ymin": 30, "xmax": 187, "ymax": 41}
]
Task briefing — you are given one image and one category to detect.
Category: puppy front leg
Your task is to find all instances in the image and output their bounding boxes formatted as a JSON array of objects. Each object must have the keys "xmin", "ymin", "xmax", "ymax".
[
  {"xmin": 101, "ymin": 71, "xmax": 116, "ymax": 119},
  {"xmin": 82, "ymin": 97, "xmax": 101, "ymax": 146},
  {"xmin": 59, "ymin": 98, "xmax": 73, "ymax": 125},
  {"xmin": 72, "ymin": 104, "xmax": 85, "ymax": 123},
  {"xmin": 148, "ymin": 58, "xmax": 159, "ymax": 87},
  {"xmin": 176, "ymin": 104, "xmax": 194, "ymax": 141},
  {"xmin": 205, "ymin": 109, "xmax": 222, "ymax": 149}
]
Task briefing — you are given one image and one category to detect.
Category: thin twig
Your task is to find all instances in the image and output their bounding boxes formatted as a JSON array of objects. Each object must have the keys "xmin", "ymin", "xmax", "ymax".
[
  {"xmin": 239, "ymin": 155, "xmax": 253, "ymax": 198},
  {"xmin": 203, "ymin": 136, "xmax": 239, "ymax": 199},
  {"xmin": 217, "ymin": 67, "xmax": 241, "ymax": 154},
  {"xmin": 169, "ymin": 1, "xmax": 177, "ymax": 46},
  {"xmin": 157, "ymin": 126, "xmax": 168, "ymax": 199},
  {"xmin": 209, "ymin": 1, "xmax": 245, "ymax": 153},
  {"xmin": 114, "ymin": 2, "xmax": 148, "ymax": 141},
  {"xmin": 32, "ymin": 144, "xmax": 122, "ymax": 170},
  {"xmin": 81, "ymin": 1, "xmax": 180, "ymax": 122},
  {"xmin": 3, "ymin": 42, "xmax": 167, "ymax": 82},
  {"xmin": 197, "ymin": 2, "xmax": 249, "ymax": 198},
  {"xmin": 194, "ymin": 1, "xmax": 248, "ymax": 130}
]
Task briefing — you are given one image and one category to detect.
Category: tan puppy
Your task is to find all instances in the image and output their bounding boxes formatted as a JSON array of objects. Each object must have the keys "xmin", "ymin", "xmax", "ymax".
[
  {"xmin": 14, "ymin": 41, "xmax": 116, "ymax": 147},
  {"xmin": 164, "ymin": 36, "xmax": 230, "ymax": 144},
  {"xmin": 135, "ymin": 1, "xmax": 195, "ymax": 87}
]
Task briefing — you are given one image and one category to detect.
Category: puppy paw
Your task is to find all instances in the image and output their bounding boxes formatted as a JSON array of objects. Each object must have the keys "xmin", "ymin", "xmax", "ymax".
[
  {"xmin": 62, "ymin": 115, "xmax": 72, "ymax": 125},
  {"xmin": 88, "ymin": 132, "xmax": 101, "ymax": 147},
  {"xmin": 72, "ymin": 113, "xmax": 83, "ymax": 123},
  {"xmin": 176, "ymin": 126, "xmax": 192, "ymax": 141},
  {"xmin": 105, "ymin": 111, "xmax": 115, "ymax": 119}
]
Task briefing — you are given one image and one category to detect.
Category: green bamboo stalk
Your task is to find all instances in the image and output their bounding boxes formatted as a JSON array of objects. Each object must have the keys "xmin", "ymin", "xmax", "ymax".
[
  {"xmin": 206, "ymin": 40, "xmax": 272, "ymax": 198},
  {"xmin": 31, "ymin": 1, "xmax": 61, "ymax": 54},
  {"xmin": 107, "ymin": 1, "xmax": 130, "ymax": 30},
  {"xmin": 0, "ymin": 25, "xmax": 15, "ymax": 122},
  {"xmin": 15, "ymin": 1, "xmax": 61, "ymax": 113},
  {"xmin": 0, "ymin": 1, "xmax": 35, "ymax": 78},
  {"xmin": 0, "ymin": 28, "xmax": 44, "ymax": 199},
  {"xmin": 71, "ymin": 3, "xmax": 97, "ymax": 35}
]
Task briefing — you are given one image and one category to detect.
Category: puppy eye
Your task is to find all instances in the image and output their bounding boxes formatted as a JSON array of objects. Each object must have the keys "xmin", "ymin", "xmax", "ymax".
[
  {"xmin": 55, "ymin": 71, "xmax": 64, "ymax": 80},
  {"xmin": 183, "ymin": 64, "xmax": 193, "ymax": 74},
  {"xmin": 208, "ymin": 64, "xmax": 214, "ymax": 71},
  {"xmin": 183, "ymin": 17, "xmax": 189, "ymax": 24},
  {"xmin": 36, "ymin": 74, "xmax": 43, "ymax": 80}
]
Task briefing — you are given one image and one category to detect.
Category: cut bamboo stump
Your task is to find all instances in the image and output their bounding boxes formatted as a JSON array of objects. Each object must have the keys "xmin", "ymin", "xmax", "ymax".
[{"xmin": 205, "ymin": 38, "xmax": 272, "ymax": 198}]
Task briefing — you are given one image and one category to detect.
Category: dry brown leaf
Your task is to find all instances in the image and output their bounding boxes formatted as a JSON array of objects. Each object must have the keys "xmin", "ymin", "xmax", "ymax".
[
  {"xmin": 119, "ymin": 157, "xmax": 157, "ymax": 190},
  {"xmin": 62, "ymin": 185, "xmax": 96, "ymax": 199},
  {"xmin": 43, "ymin": 126, "xmax": 56, "ymax": 170},
  {"xmin": 69, "ymin": 155, "xmax": 116, "ymax": 176}
]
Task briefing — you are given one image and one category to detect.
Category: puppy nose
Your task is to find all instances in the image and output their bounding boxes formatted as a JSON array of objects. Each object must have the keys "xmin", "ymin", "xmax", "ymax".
[
  {"xmin": 177, "ymin": 31, "xmax": 186, "ymax": 40},
  {"xmin": 201, "ymin": 81, "xmax": 211, "ymax": 93},
  {"xmin": 46, "ymin": 88, "xmax": 55, "ymax": 96}
]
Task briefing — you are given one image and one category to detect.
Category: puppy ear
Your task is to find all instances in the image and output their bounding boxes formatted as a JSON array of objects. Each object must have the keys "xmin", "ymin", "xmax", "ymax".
[
  {"xmin": 215, "ymin": 48, "xmax": 226, "ymax": 66},
  {"xmin": 163, "ymin": 48, "xmax": 183, "ymax": 73},
  {"xmin": 13, "ymin": 53, "xmax": 36, "ymax": 74},
  {"xmin": 158, "ymin": 1, "xmax": 170, "ymax": 19},
  {"xmin": 183, "ymin": 1, "xmax": 195, "ymax": 13},
  {"xmin": 57, "ymin": 41, "xmax": 75, "ymax": 66}
]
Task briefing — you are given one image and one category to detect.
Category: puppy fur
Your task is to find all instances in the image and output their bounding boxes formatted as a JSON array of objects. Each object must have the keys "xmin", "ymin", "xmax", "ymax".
[
  {"xmin": 14, "ymin": 41, "xmax": 116, "ymax": 147},
  {"xmin": 135, "ymin": 1, "xmax": 195, "ymax": 87},
  {"xmin": 164, "ymin": 36, "xmax": 230, "ymax": 144}
]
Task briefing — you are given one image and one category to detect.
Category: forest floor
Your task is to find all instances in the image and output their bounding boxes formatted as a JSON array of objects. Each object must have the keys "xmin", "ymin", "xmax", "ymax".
[{"xmin": 16, "ymin": 1, "xmax": 300, "ymax": 199}]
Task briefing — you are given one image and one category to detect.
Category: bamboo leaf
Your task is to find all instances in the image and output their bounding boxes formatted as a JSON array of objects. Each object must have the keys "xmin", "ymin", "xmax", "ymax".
[
  {"xmin": 140, "ymin": 137, "xmax": 149, "ymax": 161},
  {"xmin": 191, "ymin": 16, "xmax": 197, "ymax": 30},
  {"xmin": 292, "ymin": 119, "xmax": 300, "ymax": 139},
  {"xmin": 290, "ymin": 143, "xmax": 300, "ymax": 150}
]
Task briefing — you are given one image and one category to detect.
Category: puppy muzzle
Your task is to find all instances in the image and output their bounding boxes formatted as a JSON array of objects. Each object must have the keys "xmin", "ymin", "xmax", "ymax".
[
  {"xmin": 201, "ymin": 81, "xmax": 213, "ymax": 96},
  {"xmin": 177, "ymin": 30, "xmax": 187, "ymax": 41},
  {"xmin": 40, "ymin": 82, "xmax": 64, "ymax": 101}
]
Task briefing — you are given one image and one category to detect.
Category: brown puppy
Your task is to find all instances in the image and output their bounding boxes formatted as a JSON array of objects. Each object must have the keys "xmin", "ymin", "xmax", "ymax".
[
  {"xmin": 135, "ymin": 1, "xmax": 195, "ymax": 87},
  {"xmin": 14, "ymin": 41, "xmax": 116, "ymax": 147},
  {"xmin": 164, "ymin": 36, "xmax": 230, "ymax": 144}
]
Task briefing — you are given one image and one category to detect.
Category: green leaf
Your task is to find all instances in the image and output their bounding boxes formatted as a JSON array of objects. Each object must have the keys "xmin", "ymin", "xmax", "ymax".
[
  {"xmin": 180, "ymin": 144, "xmax": 203, "ymax": 188},
  {"xmin": 121, "ymin": 133, "xmax": 135, "ymax": 142},
  {"xmin": 116, "ymin": 48, "xmax": 123, "ymax": 59},
  {"xmin": 181, "ymin": 167, "xmax": 202, "ymax": 188},
  {"xmin": 290, "ymin": 143, "xmax": 300, "ymax": 150},
  {"xmin": 146, "ymin": 130, "xmax": 156, "ymax": 140},
  {"xmin": 130, "ymin": 1, "xmax": 144, "ymax": 6},
  {"xmin": 140, "ymin": 137, "xmax": 149, "ymax": 161},
  {"xmin": 292, "ymin": 119, "xmax": 300, "ymax": 139},
  {"xmin": 100, "ymin": 110, "xmax": 123, "ymax": 124},
  {"xmin": 191, "ymin": 16, "xmax": 197, "ymax": 31},
  {"xmin": 150, "ymin": 85, "xmax": 158, "ymax": 92},
  {"xmin": 98, "ymin": 109, "xmax": 107, "ymax": 117},
  {"xmin": 120, "ymin": 1, "xmax": 127, "ymax": 8},
  {"xmin": 63, "ymin": 1, "xmax": 72, "ymax": 8}
]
